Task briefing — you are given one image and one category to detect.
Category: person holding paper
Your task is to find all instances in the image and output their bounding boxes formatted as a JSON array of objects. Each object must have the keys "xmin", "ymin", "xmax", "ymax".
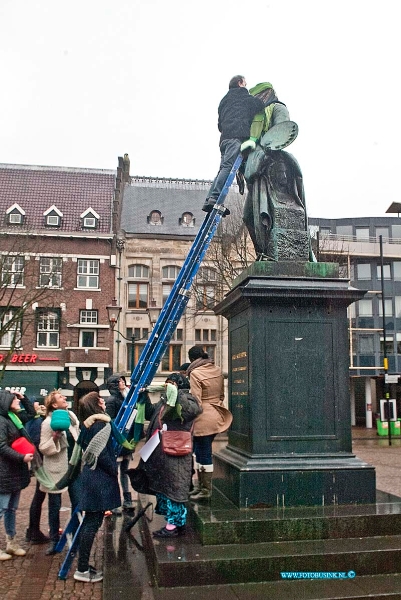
[{"xmin": 134, "ymin": 373, "xmax": 202, "ymax": 538}]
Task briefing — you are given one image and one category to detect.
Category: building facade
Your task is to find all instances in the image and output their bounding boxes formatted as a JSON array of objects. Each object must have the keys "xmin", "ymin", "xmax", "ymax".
[
  {"xmin": 0, "ymin": 159, "xmax": 129, "ymax": 411},
  {"xmin": 112, "ymin": 174, "xmax": 244, "ymax": 383},
  {"xmin": 310, "ymin": 215, "xmax": 401, "ymax": 425}
]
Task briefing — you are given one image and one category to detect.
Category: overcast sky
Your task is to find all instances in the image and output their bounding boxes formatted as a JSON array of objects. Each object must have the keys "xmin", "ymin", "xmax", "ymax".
[{"xmin": 1, "ymin": 0, "xmax": 399, "ymax": 220}]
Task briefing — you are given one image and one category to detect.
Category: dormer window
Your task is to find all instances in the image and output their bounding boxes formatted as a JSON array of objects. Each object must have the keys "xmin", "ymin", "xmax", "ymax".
[
  {"xmin": 180, "ymin": 212, "xmax": 195, "ymax": 227},
  {"xmin": 6, "ymin": 203, "xmax": 25, "ymax": 226},
  {"xmin": 80, "ymin": 207, "xmax": 99, "ymax": 229},
  {"xmin": 44, "ymin": 205, "xmax": 63, "ymax": 228},
  {"xmin": 147, "ymin": 210, "xmax": 163, "ymax": 225}
]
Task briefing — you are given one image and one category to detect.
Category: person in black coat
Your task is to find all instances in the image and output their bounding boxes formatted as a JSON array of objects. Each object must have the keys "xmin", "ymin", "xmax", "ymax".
[
  {"xmin": 0, "ymin": 390, "xmax": 34, "ymax": 560},
  {"xmin": 138, "ymin": 373, "xmax": 202, "ymax": 538},
  {"xmin": 105, "ymin": 374, "xmax": 133, "ymax": 511},
  {"xmin": 202, "ymin": 75, "xmax": 264, "ymax": 214},
  {"xmin": 73, "ymin": 391, "xmax": 120, "ymax": 583}
]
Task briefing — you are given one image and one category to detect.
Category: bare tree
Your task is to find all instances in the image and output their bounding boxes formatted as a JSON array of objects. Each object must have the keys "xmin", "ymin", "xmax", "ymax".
[
  {"xmin": 191, "ymin": 194, "xmax": 256, "ymax": 307},
  {"xmin": 0, "ymin": 233, "xmax": 61, "ymax": 380}
]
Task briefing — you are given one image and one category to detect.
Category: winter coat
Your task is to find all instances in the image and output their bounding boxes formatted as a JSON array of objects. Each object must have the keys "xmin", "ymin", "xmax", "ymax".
[
  {"xmin": 78, "ymin": 420, "xmax": 121, "ymax": 512},
  {"xmin": 140, "ymin": 390, "xmax": 202, "ymax": 503},
  {"xmin": 0, "ymin": 391, "xmax": 31, "ymax": 494},
  {"xmin": 189, "ymin": 361, "xmax": 233, "ymax": 436},
  {"xmin": 105, "ymin": 388, "xmax": 134, "ymax": 457},
  {"xmin": 39, "ymin": 410, "xmax": 80, "ymax": 494},
  {"xmin": 218, "ymin": 86, "xmax": 265, "ymax": 144}
]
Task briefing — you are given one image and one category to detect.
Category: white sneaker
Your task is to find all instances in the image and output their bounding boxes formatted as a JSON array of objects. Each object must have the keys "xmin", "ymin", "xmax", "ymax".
[
  {"xmin": 5, "ymin": 536, "xmax": 26, "ymax": 557},
  {"xmin": 0, "ymin": 550, "xmax": 12, "ymax": 561},
  {"xmin": 73, "ymin": 566, "xmax": 103, "ymax": 583}
]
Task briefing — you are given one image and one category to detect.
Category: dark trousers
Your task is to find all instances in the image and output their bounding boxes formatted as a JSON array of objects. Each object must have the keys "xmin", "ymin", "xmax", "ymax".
[
  {"xmin": 77, "ymin": 511, "xmax": 104, "ymax": 572},
  {"xmin": 193, "ymin": 434, "xmax": 216, "ymax": 465},
  {"xmin": 48, "ymin": 493, "xmax": 62, "ymax": 541},
  {"xmin": 28, "ymin": 480, "xmax": 46, "ymax": 532},
  {"xmin": 207, "ymin": 138, "xmax": 241, "ymax": 200}
]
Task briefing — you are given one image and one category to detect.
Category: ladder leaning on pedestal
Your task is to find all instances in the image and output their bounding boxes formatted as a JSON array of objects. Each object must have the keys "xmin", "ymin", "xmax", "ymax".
[{"xmin": 56, "ymin": 153, "xmax": 243, "ymax": 579}]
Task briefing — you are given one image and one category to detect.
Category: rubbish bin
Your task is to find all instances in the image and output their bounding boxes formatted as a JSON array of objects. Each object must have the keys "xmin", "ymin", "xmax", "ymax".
[
  {"xmin": 391, "ymin": 419, "xmax": 401, "ymax": 436},
  {"xmin": 376, "ymin": 419, "xmax": 401, "ymax": 436},
  {"xmin": 377, "ymin": 420, "xmax": 389, "ymax": 436}
]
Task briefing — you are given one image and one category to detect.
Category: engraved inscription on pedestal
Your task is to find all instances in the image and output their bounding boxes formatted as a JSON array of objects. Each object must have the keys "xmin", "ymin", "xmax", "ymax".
[{"xmin": 230, "ymin": 324, "xmax": 250, "ymax": 438}]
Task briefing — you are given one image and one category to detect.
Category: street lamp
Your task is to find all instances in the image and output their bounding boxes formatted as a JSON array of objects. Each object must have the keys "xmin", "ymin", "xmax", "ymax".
[
  {"xmin": 106, "ymin": 298, "xmax": 122, "ymax": 330},
  {"xmin": 106, "ymin": 297, "xmax": 161, "ymax": 373}
]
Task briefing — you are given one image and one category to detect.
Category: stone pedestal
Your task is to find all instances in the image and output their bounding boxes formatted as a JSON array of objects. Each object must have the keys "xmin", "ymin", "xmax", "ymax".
[{"xmin": 213, "ymin": 262, "xmax": 376, "ymax": 508}]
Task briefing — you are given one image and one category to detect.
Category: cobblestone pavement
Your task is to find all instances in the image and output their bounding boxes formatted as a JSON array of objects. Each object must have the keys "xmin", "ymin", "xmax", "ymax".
[{"xmin": 1, "ymin": 427, "xmax": 401, "ymax": 599}]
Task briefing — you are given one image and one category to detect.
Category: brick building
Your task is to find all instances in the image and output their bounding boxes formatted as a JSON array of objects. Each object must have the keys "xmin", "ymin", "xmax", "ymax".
[{"xmin": 0, "ymin": 158, "xmax": 129, "ymax": 411}]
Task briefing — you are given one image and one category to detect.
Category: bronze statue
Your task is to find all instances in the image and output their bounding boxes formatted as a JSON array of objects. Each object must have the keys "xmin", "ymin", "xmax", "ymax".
[{"xmin": 241, "ymin": 83, "xmax": 313, "ymax": 261}]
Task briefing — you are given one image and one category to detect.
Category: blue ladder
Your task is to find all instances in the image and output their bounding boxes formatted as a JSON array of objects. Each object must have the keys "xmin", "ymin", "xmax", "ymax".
[
  {"xmin": 57, "ymin": 154, "xmax": 242, "ymax": 578},
  {"xmin": 56, "ymin": 508, "xmax": 84, "ymax": 579},
  {"xmin": 114, "ymin": 153, "xmax": 242, "ymax": 436}
]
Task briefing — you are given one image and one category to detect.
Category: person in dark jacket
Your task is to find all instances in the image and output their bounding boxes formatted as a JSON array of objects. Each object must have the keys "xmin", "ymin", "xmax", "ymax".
[
  {"xmin": 137, "ymin": 373, "xmax": 202, "ymax": 538},
  {"xmin": 0, "ymin": 390, "xmax": 34, "ymax": 560},
  {"xmin": 202, "ymin": 75, "xmax": 265, "ymax": 214},
  {"xmin": 73, "ymin": 391, "xmax": 121, "ymax": 583},
  {"xmin": 105, "ymin": 374, "xmax": 134, "ymax": 512}
]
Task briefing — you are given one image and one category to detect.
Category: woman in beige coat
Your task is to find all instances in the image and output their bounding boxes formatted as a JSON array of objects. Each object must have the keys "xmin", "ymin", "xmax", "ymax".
[
  {"xmin": 187, "ymin": 346, "xmax": 232, "ymax": 500},
  {"xmin": 39, "ymin": 391, "xmax": 79, "ymax": 555}
]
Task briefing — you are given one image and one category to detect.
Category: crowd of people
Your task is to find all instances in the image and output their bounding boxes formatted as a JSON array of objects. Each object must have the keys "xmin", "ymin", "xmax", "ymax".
[{"xmin": 0, "ymin": 345, "xmax": 231, "ymax": 582}]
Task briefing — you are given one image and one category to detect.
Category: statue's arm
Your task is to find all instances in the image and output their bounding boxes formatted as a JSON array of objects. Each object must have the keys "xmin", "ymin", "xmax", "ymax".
[{"xmin": 271, "ymin": 103, "xmax": 290, "ymax": 126}]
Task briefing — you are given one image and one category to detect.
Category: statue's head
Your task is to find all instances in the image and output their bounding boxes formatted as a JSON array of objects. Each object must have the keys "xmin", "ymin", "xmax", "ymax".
[{"xmin": 270, "ymin": 158, "xmax": 290, "ymax": 189}]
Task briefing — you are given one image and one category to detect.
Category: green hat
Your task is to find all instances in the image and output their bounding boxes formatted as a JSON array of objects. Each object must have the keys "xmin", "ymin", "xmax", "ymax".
[
  {"xmin": 249, "ymin": 82, "xmax": 273, "ymax": 96},
  {"xmin": 51, "ymin": 409, "xmax": 70, "ymax": 431}
]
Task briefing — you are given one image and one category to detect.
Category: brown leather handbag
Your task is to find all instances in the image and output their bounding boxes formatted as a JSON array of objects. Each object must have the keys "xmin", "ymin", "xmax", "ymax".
[{"xmin": 158, "ymin": 407, "xmax": 193, "ymax": 456}]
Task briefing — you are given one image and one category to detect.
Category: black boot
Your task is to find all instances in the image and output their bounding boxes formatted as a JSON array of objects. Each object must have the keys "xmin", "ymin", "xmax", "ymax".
[{"xmin": 26, "ymin": 528, "xmax": 50, "ymax": 544}]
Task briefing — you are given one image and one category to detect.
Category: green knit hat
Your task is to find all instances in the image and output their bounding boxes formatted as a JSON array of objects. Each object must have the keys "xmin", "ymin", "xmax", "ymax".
[{"xmin": 249, "ymin": 82, "xmax": 273, "ymax": 96}]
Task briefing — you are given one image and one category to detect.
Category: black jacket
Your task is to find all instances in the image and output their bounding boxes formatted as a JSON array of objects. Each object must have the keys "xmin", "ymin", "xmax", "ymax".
[
  {"xmin": 140, "ymin": 390, "xmax": 202, "ymax": 503},
  {"xmin": 218, "ymin": 87, "xmax": 264, "ymax": 144},
  {"xmin": 0, "ymin": 391, "xmax": 31, "ymax": 494}
]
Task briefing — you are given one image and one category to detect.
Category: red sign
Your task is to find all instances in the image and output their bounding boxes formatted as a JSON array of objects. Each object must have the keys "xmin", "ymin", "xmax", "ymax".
[{"xmin": 0, "ymin": 354, "xmax": 38, "ymax": 364}]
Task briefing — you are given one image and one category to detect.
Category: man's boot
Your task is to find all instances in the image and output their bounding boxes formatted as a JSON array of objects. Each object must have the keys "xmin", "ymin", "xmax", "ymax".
[
  {"xmin": 190, "ymin": 466, "xmax": 212, "ymax": 501},
  {"xmin": 189, "ymin": 470, "xmax": 201, "ymax": 497},
  {"xmin": 5, "ymin": 535, "xmax": 26, "ymax": 557}
]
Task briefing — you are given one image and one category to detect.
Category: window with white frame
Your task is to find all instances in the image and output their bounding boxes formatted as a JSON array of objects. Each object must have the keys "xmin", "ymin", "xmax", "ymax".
[
  {"xmin": 6, "ymin": 203, "xmax": 25, "ymax": 225},
  {"xmin": 180, "ymin": 212, "xmax": 195, "ymax": 227},
  {"xmin": 377, "ymin": 264, "xmax": 391, "ymax": 280},
  {"xmin": 358, "ymin": 299, "xmax": 373, "ymax": 317},
  {"xmin": 378, "ymin": 298, "xmax": 393, "ymax": 317},
  {"xmin": 80, "ymin": 330, "xmax": 96, "ymax": 347},
  {"xmin": 39, "ymin": 257, "xmax": 62, "ymax": 287},
  {"xmin": 162, "ymin": 265, "xmax": 180, "ymax": 303},
  {"xmin": 77, "ymin": 259, "xmax": 99, "ymax": 288},
  {"xmin": 80, "ymin": 207, "xmax": 99, "ymax": 229},
  {"xmin": 46, "ymin": 214, "xmax": 60, "ymax": 226},
  {"xmin": 356, "ymin": 263, "xmax": 371, "ymax": 280},
  {"xmin": 80, "ymin": 310, "xmax": 98, "ymax": 324},
  {"xmin": 128, "ymin": 264, "xmax": 149, "ymax": 308},
  {"xmin": 36, "ymin": 310, "xmax": 60, "ymax": 347},
  {"xmin": 0, "ymin": 309, "xmax": 21, "ymax": 348},
  {"xmin": 1, "ymin": 256, "xmax": 24, "ymax": 286}
]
